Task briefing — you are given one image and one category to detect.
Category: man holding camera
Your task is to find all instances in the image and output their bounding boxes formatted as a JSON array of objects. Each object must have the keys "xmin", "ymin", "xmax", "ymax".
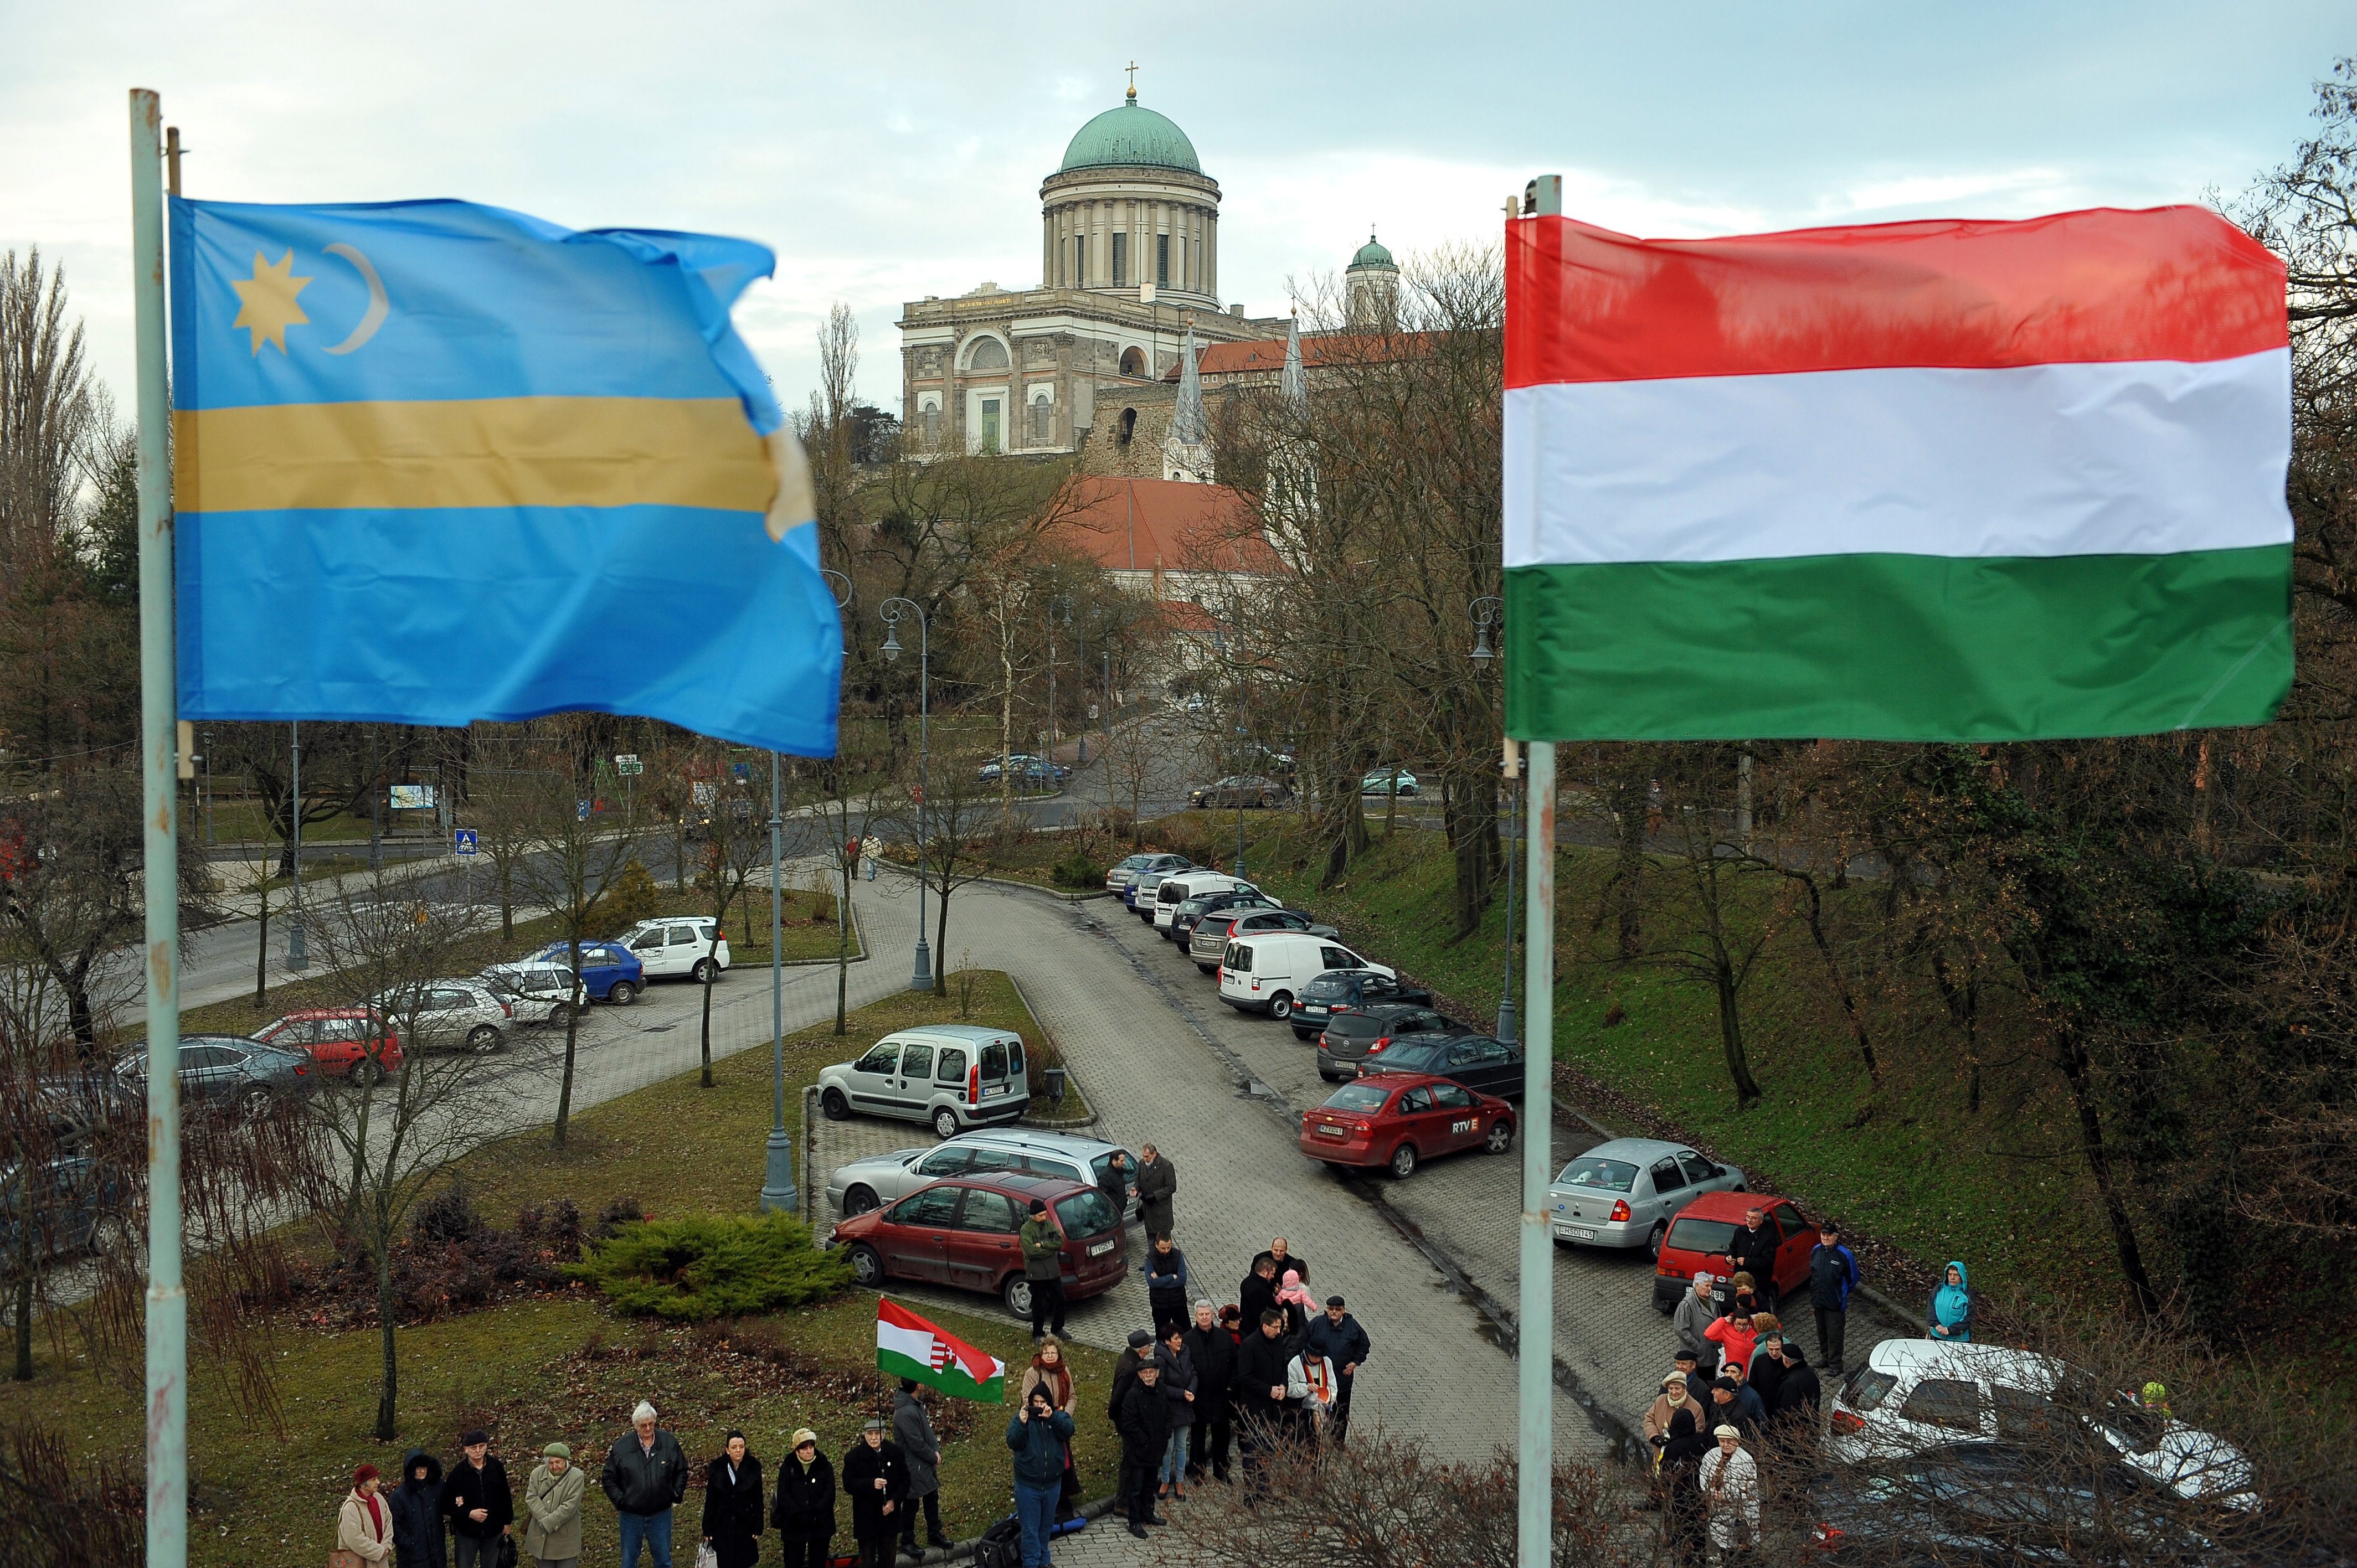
[{"xmin": 1006, "ymin": 1385, "xmax": 1074, "ymax": 1568}]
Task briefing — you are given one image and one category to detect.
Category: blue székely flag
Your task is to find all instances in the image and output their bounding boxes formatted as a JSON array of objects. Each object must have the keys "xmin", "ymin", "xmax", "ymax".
[{"xmin": 168, "ymin": 197, "xmax": 842, "ymax": 756}]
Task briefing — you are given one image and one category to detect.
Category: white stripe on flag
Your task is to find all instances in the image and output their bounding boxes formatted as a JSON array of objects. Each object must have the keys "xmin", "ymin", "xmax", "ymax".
[
  {"xmin": 878, "ymin": 1318, "xmax": 936, "ymax": 1366},
  {"xmin": 1504, "ymin": 350, "xmax": 2292, "ymax": 569}
]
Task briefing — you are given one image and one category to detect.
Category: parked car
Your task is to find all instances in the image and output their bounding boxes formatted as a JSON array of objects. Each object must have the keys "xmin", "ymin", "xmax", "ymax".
[
  {"xmin": 1804, "ymin": 1440, "xmax": 2221, "ymax": 1563},
  {"xmin": 0, "ymin": 1154, "xmax": 126, "ymax": 1261},
  {"xmin": 977, "ymin": 754, "xmax": 1068, "ymax": 786},
  {"xmin": 826, "ymin": 1129, "xmax": 1138, "ymax": 1219},
  {"xmin": 829, "ymin": 1172, "xmax": 1126, "ymax": 1317},
  {"xmin": 360, "ymin": 981, "xmax": 516, "ymax": 1053},
  {"xmin": 1356, "ymin": 1033, "xmax": 1524, "ymax": 1098},
  {"xmin": 1152, "ymin": 871, "xmax": 1258, "ymax": 938},
  {"xmin": 476, "ymin": 962, "xmax": 590, "ymax": 1027},
  {"xmin": 1218, "ymin": 932, "xmax": 1394, "ymax": 1028},
  {"xmin": 1128, "ymin": 864, "xmax": 1196, "ymax": 919},
  {"xmin": 1360, "ymin": 767, "xmax": 1421, "ymax": 797},
  {"xmin": 1649, "ymin": 1188, "xmax": 1816, "ymax": 1310},
  {"xmin": 1106, "ymin": 852, "xmax": 1190, "ymax": 902},
  {"xmin": 1292, "ymin": 967, "xmax": 1433, "ymax": 1037},
  {"xmin": 1187, "ymin": 905, "xmax": 1339, "ymax": 972},
  {"xmin": 251, "ymin": 1008, "xmax": 405, "ymax": 1084},
  {"xmin": 527, "ymin": 940, "xmax": 644, "ymax": 1003},
  {"xmin": 1548, "ymin": 1138, "xmax": 1746, "ymax": 1259},
  {"xmin": 1170, "ymin": 889, "xmax": 1268, "ymax": 947},
  {"xmin": 1297, "ymin": 1072, "xmax": 1515, "ymax": 1180},
  {"xmin": 1188, "ymin": 775, "xmax": 1293, "ymax": 810},
  {"xmin": 1314, "ymin": 1004, "xmax": 1468, "ymax": 1081},
  {"xmin": 613, "ymin": 917, "xmax": 731, "ymax": 984},
  {"xmin": 816, "ymin": 1024, "xmax": 1030, "ymax": 1139},
  {"xmin": 112, "ymin": 1035, "xmax": 315, "ymax": 1115},
  {"xmin": 1825, "ymin": 1340, "xmax": 2258, "ymax": 1507}
]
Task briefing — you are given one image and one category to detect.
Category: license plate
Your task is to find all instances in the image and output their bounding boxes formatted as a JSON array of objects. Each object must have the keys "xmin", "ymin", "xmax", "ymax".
[
  {"xmin": 1302, "ymin": 1006, "xmax": 1327, "ymax": 1018},
  {"xmin": 1315, "ymin": 1124, "xmax": 1347, "ymax": 1139},
  {"xmin": 1089, "ymin": 1239, "xmax": 1115, "ymax": 1256},
  {"xmin": 1555, "ymin": 1225, "xmax": 1594, "ymax": 1242}
]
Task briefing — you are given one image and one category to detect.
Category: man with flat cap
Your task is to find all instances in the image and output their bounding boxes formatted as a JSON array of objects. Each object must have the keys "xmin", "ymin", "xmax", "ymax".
[{"xmin": 1301, "ymin": 1295, "xmax": 1371, "ymax": 1446}]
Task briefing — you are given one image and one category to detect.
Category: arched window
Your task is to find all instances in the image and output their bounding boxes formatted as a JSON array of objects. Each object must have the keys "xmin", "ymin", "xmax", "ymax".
[
  {"xmin": 965, "ymin": 337, "xmax": 1009, "ymax": 372},
  {"xmin": 1118, "ymin": 408, "xmax": 1137, "ymax": 445},
  {"xmin": 1119, "ymin": 347, "xmax": 1145, "ymax": 378},
  {"xmin": 1031, "ymin": 396, "xmax": 1052, "ymax": 443}
]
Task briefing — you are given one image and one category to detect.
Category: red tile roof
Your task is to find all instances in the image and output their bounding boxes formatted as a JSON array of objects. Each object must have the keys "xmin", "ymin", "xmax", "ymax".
[
  {"xmin": 1054, "ymin": 477, "xmax": 1282, "ymax": 577},
  {"xmin": 1164, "ymin": 332, "xmax": 1441, "ymax": 380}
]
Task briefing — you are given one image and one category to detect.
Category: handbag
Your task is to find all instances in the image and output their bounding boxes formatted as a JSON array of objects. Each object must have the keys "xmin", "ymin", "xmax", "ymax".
[
  {"xmin": 694, "ymin": 1545, "xmax": 720, "ymax": 1568},
  {"xmin": 496, "ymin": 1538, "xmax": 518, "ymax": 1568},
  {"xmin": 328, "ymin": 1554, "xmax": 366, "ymax": 1568}
]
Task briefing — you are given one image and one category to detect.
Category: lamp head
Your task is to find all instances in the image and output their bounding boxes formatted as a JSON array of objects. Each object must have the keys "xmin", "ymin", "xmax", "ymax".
[{"xmin": 882, "ymin": 623, "xmax": 902, "ymax": 663}]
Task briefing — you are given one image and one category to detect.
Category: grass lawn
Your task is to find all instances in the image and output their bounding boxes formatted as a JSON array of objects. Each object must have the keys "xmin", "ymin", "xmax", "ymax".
[{"xmin": 0, "ymin": 974, "xmax": 1115, "ymax": 1565}]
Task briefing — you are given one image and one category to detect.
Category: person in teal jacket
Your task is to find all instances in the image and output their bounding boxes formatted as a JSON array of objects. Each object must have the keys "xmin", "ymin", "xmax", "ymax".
[
  {"xmin": 1007, "ymin": 1386, "xmax": 1075, "ymax": 1568},
  {"xmin": 1928, "ymin": 1261, "xmax": 1973, "ymax": 1343}
]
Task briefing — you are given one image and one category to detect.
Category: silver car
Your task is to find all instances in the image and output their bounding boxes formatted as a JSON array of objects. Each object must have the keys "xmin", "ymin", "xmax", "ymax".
[
  {"xmin": 476, "ymin": 962, "xmax": 589, "ymax": 1027},
  {"xmin": 1546, "ymin": 1137, "xmax": 1744, "ymax": 1257},
  {"xmin": 362, "ymin": 979, "xmax": 515, "ymax": 1053},
  {"xmin": 826, "ymin": 1128, "xmax": 1138, "ymax": 1218},
  {"xmin": 1187, "ymin": 904, "xmax": 1339, "ymax": 973}
]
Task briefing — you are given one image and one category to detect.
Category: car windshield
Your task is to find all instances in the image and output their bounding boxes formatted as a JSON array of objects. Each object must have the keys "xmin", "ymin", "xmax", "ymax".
[
  {"xmin": 1320, "ymin": 1083, "xmax": 1392, "ymax": 1113},
  {"xmin": 1303, "ymin": 976, "xmax": 1351, "ymax": 999},
  {"xmin": 1555, "ymin": 1157, "xmax": 1639, "ymax": 1192},
  {"xmin": 1054, "ymin": 1190, "xmax": 1118, "ymax": 1236},
  {"xmin": 1666, "ymin": 1216, "xmax": 1740, "ymax": 1255}
]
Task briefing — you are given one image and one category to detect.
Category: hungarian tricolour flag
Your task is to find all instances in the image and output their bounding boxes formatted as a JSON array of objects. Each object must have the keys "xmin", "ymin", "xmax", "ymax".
[
  {"xmin": 875, "ymin": 1299, "xmax": 1005, "ymax": 1403},
  {"xmin": 1502, "ymin": 207, "xmax": 2293, "ymax": 741}
]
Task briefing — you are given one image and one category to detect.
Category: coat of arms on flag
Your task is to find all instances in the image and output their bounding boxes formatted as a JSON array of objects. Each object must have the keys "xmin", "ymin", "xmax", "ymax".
[{"xmin": 875, "ymin": 1299, "xmax": 1005, "ymax": 1402}]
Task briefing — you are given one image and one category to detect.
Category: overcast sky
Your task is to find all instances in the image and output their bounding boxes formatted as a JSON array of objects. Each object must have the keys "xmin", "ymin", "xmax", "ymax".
[{"xmin": 5, "ymin": 2, "xmax": 2345, "ymax": 421}]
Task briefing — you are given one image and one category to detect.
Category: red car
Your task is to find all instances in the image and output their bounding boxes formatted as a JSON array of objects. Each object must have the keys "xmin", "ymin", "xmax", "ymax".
[
  {"xmin": 251, "ymin": 1009, "xmax": 404, "ymax": 1085},
  {"xmin": 1297, "ymin": 1072, "xmax": 1515, "ymax": 1180},
  {"xmin": 830, "ymin": 1173, "xmax": 1127, "ymax": 1318},
  {"xmin": 1649, "ymin": 1189, "xmax": 1820, "ymax": 1314}
]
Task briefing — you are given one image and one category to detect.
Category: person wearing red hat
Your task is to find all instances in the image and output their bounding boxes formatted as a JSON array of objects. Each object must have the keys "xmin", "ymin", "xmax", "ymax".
[{"xmin": 336, "ymin": 1464, "xmax": 394, "ymax": 1565}]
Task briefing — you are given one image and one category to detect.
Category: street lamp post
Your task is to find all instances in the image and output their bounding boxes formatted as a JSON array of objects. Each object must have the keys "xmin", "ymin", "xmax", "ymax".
[
  {"xmin": 880, "ymin": 597, "xmax": 933, "ymax": 992},
  {"xmin": 757, "ymin": 746, "xmax": 799, "ymax": 1212},
  {"xmin": 1470, "ymin": 596, "xmax": 1511, "ymax": 1042},
  {"xmin": 287, "ymin": 720, "xmax": 307, "ymax": 970}
]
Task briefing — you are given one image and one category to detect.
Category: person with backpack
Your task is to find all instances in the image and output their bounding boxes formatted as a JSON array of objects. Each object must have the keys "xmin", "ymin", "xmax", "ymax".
[{"xmin": 1006, "ymin": 1385, "xmax": 1073, "ymax": 1568}]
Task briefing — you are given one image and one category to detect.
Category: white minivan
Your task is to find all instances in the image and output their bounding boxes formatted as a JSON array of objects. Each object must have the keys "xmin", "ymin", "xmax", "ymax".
[
  {"xmin": 1152, "ymin": 872, "xmax": 1259, "ymax": 937},
  {"xmin": 615, "ymin": 917, "xmax": 732, "ymax": 983},
  {"xmin": 1217, "ymin": 931, "xmax": 1393, "ymax": 1023}
]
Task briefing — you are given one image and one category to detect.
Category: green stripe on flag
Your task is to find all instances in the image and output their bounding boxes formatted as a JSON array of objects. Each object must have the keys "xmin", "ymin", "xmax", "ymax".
[
  {"xmin": 878, "ymin": 1345, "xmax": 1004, "ymax": 1403},
  {"xmin": 1504, "ymin": 546, "xmax": 2291, "ymax": 742}
]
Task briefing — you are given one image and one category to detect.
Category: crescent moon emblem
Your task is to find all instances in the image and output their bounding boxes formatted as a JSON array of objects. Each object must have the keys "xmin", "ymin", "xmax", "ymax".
[{"xmin": 320, "ymin": 242, "xmax": 388, "ymax": 355}]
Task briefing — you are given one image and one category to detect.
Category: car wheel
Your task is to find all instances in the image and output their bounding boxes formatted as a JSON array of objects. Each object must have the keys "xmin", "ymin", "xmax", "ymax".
[
  {"xmin": 821, "ymin": 1088, "xmax": 851, "ymax": 1121},
  {"xmin": 1195, "ymin": 963, "xmax": 1216, "ymax": 974},
  {"xmin": 238, "ymin": 1085, "xmax": 275, "ymax": 1118},
  {"xmin": 609, "ymin": 981, "xmax": 637, "ymax": 1006},
  {"xmin": 1388, "ymin": 1143, "xmax": 1418, "ymax": 1180},
  {"xmin": 692, "ymin": 958, "xmax": 718, "ymax": 984},
  {"xmin": 1003, "ymin": 1275, "xmax": 1035, "ymax": 1318},
  {"xmin": 466, "ymin": 1024, "xmax": 502, "ymax": 1052},
  {"xmin": 847, "ymin": 1244, "xmax": 884, "ymax": 1288},
  {"xmin": 842, "ymin": 1185, "xmax": 879, "ymax": 1217},
  {"xmin": 1269, "ymin": 992, "xmax": 1294, "ymax": 1020},
  {"xmin": 348, "ymin": 1059, "xmax": 384, "ymax": 1090},
  {"xmin": 1483, "ymin": 1118, "xmax": 1515, "ymax": 1154},
  {"xmin": 1648, "ymin": 1222, "xmax": 1668, "ymax": 1260},
  {"xmin": 932, "ymin": 1106, "xmax": 962, "ymax": 1140},
  {"xmin": 1291, "ymin": 1028, "xmax": 1316, "ymax": 1042}
]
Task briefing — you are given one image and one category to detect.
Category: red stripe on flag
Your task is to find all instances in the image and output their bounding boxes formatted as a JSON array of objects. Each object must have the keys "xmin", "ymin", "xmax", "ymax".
[{"xmin": 1505, "ymin": 207, "xmax": 2285, "ymax": 390}]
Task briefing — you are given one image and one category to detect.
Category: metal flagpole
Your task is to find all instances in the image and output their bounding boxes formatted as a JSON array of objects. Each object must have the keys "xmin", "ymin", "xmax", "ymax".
[
  {"xmin": 1519, "ymin": 739, "xmax": 1556, "ymax": 1567},
  {"xmin": 130, "ymin": 85, "xmax": 189, "ymax": 1568}
]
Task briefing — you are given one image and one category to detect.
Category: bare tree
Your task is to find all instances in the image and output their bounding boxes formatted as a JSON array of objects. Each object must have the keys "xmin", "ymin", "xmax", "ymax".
[
  {"xmin": 873, "ymin": 752, "xmax": 1003, "ymax": 997},
  {"xmin": 686, "ymin": 743, "xmax": 765, "ymax": 1087}
]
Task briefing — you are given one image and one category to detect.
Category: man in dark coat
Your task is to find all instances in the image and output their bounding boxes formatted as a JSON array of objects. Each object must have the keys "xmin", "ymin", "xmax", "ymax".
[
  {"xmin": 892, "ymin": 1380, "xmax": 952, "ymax": 1555},
  {"xmin": 1232, "ymin": 1308, "xmax": 1293, "ymax": 1505},
  {"xmin": 1729, "ymin": 1206, "xmax": 1779, "ymax": 1297},
  {"xmin": 1132, "ymin": 1144, "xmax": 1176, "ymax": 1240},
  {"xmin": 1116, "ymin": 1361, "xmax": 1171, "ymax": 1538},
  {"xmin": 1301, "ymin": 1296, "xmax": 1371, "ymax": 1447},
  {"xmin": 389, "ymin": 1449, "xmax": 447, "ymax": 1568},
  {"xmin": 1746, "ymin": 1330, "xmax": 1787, "ymax": 1412},
  {"xmin": 1183, "ymin": 1301, "xmax": 1237, "ymax": 1483},
  {"xmin": 1249, "ymin": 1239, "xmax": 1309, "ymax": 1285},
  {"xmin": 699, "ymin": 1431, "xmax": 765, "ymax": 1568},
  {"xmin": 1237, "ymin": 1256, "xmax": 1279, "ymax": 1332},
  {"xmin": 1097, "ymin": 1150, "xmax": 1131, "ymax": 1216},
  {"xmin": 440, "ymin": 1430, "xmax": 512, "ymax": 1568},
  {"xmin": 840, "ymin": 1421, "xmax": 907, "ymax": 1568},
  {"xmin": 601, "ymin": 1401, "xmax": 689, "ymax": 1568},
  {"xmin": 1107, "ymin": 1328, "xmax": 1152, "ymax": 1432},
  {"xmin": 771, "ymin": 1428, "xmax": 836, "ymax": 1568},
  {"xmin": 1771, "ymin": 1343, "xmax": 1821, "ymax": 1433}
]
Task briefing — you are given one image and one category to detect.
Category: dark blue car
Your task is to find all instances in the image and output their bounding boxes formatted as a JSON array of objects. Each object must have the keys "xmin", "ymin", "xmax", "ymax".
[{"xmin": 528, "ymin": 940, "xmax": 645, "ymax": 1004}]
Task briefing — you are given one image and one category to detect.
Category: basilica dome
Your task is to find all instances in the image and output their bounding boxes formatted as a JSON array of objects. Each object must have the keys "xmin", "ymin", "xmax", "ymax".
[{"xmin": 1060, "ymin": 91, "xmax": 1202, "ymax": 173}]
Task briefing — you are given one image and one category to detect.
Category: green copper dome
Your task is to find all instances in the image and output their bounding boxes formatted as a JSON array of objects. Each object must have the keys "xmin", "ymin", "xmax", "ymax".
[
  {"xmin": 1060, "ymin": 96, "xmax": 1202, "ymax": 173},
  {"xmin": 1350, "ymin": 230, "xmax": 1396, "ymax": 270}
]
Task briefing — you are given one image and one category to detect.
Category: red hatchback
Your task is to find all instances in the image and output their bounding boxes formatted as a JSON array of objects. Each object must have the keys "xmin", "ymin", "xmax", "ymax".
[
  {"xmin": 1649, "ymin": 1190, "xmax": 1820, "ymax": 1314},
  {"xmin": 830, "ymin": 1173, "xmax": 1127, "ymax": 1318},
  {"xmin": 252, "ymin": 1009, "xmax": 404, "ymax": 1085},
  {"xmin": 1298, "ymin": 1071, "xmax": 1515, "ymax": 1180}
]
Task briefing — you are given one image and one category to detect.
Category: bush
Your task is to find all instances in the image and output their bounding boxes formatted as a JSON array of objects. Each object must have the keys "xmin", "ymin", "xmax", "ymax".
[
  {"xmin": 594, "ymin": 1196, "xmax": 646, "ymax": 1240},
  {"xmin": 567, "ymin": 1212, "xmax": 852, "ymax": 1321},
  {"xmin": 598, "ymin": 859, "xmax": 663, "ymax": 930},
  {"xmin": 1051, "ymin": 848, "xmax": 1104, "ymax": 889}
]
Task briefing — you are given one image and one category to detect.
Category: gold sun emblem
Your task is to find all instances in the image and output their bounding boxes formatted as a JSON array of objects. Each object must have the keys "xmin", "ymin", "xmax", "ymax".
[{"xmin": 229, "ymin": 249, "xmax": 313, "ymax": 356}]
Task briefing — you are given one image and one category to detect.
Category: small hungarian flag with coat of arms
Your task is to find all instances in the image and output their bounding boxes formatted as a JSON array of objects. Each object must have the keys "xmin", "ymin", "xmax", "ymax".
[{"xmin": 876, "ymin": 1299, "xmax": 1005, "ymax": 1402}]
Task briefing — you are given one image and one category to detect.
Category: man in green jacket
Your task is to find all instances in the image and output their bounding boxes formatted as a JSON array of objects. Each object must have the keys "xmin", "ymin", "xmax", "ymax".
[{"xmin": 1019, "ymin": 1200, "xmax": 1067, "ymax": 1340}]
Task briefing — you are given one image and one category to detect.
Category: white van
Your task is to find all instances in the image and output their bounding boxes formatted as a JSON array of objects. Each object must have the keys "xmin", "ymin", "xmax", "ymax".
[
  {"xmin": 1217, "ymin": 931, "xmax": 1393, "ymax": 1022},
  {"xmin": 816, "ymin": 1024, "xmax": 1030, "ymax": 1140},
  {"xmin": 1152, "ymin": 872, "xmax": 1259, "ymax": 937}
]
